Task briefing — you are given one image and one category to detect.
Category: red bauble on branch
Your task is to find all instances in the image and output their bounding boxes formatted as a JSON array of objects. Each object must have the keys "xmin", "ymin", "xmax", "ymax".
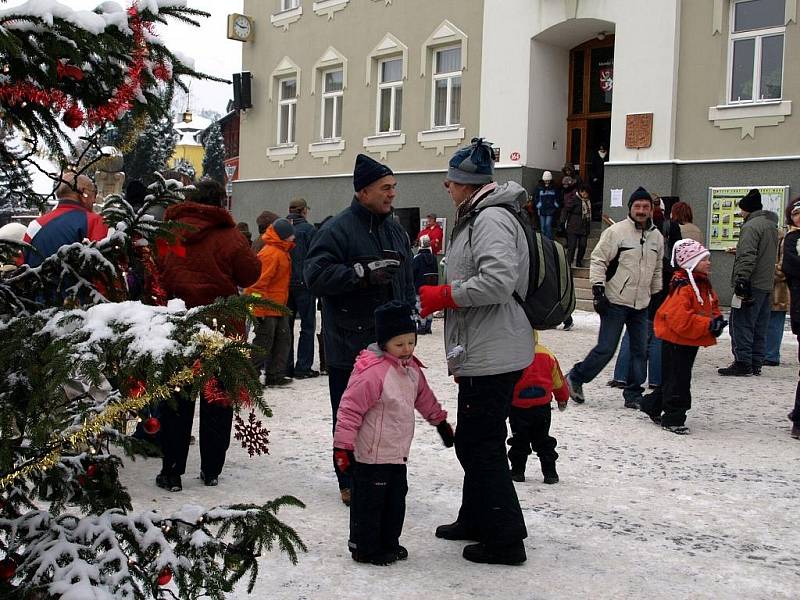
[
  {"xmin": 62, "ymin": 103, "xmax": 84, "ymax": 129},
  {"xmin": 143, "ymin": 417, "xmax": 160, "ymax": 435},
  {"xmin": 0, "ymin": 557, "xmax": 16, "ymax": 582},
  {"xmin": 157, "ymin": 566, "xmax": 173, "ymax": 586},
  {"xmin": 127, "ymin": 378, "xmax": 147, "ymax": 398},
  {"xmin": 86, "ymin": 464, "xmax": 98, "ymax": 478},
  {"xmin": 57, "ymin": 61, "xmax": 85, "ymax": 81}
]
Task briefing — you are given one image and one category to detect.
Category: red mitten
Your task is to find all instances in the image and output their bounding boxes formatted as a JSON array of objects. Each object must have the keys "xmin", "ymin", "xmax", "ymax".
[
  {"xmin": 419, "ymin": 284, "xmax": 458, "ymax": 317},
  {"xmin": 334, "ymin": 448, "xmax": 351, "ymax": 473}
]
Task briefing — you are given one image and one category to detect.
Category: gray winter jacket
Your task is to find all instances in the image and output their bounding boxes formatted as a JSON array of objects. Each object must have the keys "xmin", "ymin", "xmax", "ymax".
[
  {"xmin": 732, "ymin": 209, "xmax": 779, "ymax": 293},
  {"xmin": 444, "ymin": 181, "xmax": 533, "ymax": 377}
]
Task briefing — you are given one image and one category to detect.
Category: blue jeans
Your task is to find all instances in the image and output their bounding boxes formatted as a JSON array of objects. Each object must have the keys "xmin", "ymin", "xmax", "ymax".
[
  {"xmin": 571, "ymin": 303, "xmax": 648, "ymax": 404},
  {"xmin": 287, "ymin": 286, "xmax": 316, "ymax": 374},
  {"xmin": 730, "ymin": 290, "xmax": 771, "ymax": 367},
  {"xmin": 539, "ymin": 214, "xmax": 554, "ymax": 240},
  {"xmin": 613, "ymin": 320, "xmax": 662, "ymax": 386},
  {"xmin": 765, "ymin": 310, "xmax": 786, "ymax": 363}
]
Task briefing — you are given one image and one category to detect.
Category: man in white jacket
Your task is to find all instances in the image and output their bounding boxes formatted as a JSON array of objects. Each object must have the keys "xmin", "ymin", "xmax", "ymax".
[{"xmin": 567, "ymin": 187, "xmax": 664, "ymax": 408}]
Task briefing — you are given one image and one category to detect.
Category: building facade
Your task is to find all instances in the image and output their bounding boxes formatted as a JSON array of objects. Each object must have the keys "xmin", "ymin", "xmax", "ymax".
[{"xmin": 234, "ymin": 0, "xmax": 798, "ymax": 299}]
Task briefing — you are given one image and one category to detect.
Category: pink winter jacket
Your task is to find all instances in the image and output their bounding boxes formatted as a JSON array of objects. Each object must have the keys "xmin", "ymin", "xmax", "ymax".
[{"xmin": 334, "ymin": 344, "xmax": 447, "ymax": 465}]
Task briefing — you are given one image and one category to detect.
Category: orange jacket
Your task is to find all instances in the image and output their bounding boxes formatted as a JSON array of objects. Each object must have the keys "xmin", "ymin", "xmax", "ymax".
[
  {"xmin": 244, "ymin": 225, "xmax": 295, "ymax": 317},
  {"xmin": 654, "ymin": 269, "xmax": 721, "ymax": 347},
  {"xmin": 512, "ymin": 344, "xmax": 570, "ymax": 409}
]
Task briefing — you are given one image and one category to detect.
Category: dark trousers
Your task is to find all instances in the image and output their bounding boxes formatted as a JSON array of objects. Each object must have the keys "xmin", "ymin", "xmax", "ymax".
[
  {"xmin": 454, "ymin": 370, "xmax": 527, "ymax": 547},
  {"xmin": 641, "ymin": 341, "xmax": 698, "ymax": 427},
  {"xmin": 349, "ymin": 463, "xmax": 407, "ymax": 558},
  {"xmin": 730, "ymin": 289, "xmax": 771, "ymax": 367},
  {"xmin": 287, "ymin": 286, "xmax": 316, "ymax": 374},
  {"xmin": 571, "ymin": 302, "xmax": 648, "ymax": 404},
  {"xmin": 507, "ymin": 405, "xmax": 558, "ymax": 474},
  {"xmin": 566, "ymin": 232, "xmax": 587, "ymax": 266},
  {"xmin": 159, "ymin": 392, "xmax": 233, "ymax": 479},
  {"xmin": 793, "ymin": 339, "xmax": 800, "ymax": 423},
  {"xmin": 251, "ymin": 316, "xmax": 290, "ymax": 379},
  {"xmin": 329, "ymin": 366, "xmax": 353, "ymax": 490}
]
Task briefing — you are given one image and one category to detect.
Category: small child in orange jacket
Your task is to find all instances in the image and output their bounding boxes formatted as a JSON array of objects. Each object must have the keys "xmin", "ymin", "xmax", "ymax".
[
  {"xmin": 507, "ymin": 342, "xmax": 569, "ymax": 484},
  {"xmin": 644, "ymin": 239, "xmax": 727, "ymax": 434}
]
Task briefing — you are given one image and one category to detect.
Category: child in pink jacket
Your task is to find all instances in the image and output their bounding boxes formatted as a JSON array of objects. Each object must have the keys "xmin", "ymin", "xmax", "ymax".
[{"xmin": 334, "ymin": 301, "xmax": 454, "ymax": 566}]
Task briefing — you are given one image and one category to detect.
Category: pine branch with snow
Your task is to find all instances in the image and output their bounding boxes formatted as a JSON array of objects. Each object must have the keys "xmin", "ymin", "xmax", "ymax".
[{"xmin": 201, "ymin": 121, "xmax": 226, "ymax": 184}]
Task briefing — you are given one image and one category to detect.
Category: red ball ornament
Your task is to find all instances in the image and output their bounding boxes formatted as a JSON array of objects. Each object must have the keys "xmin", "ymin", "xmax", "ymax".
[
  {"xmin": 86, "ymin": 464, "xmax": 98, "ymax": 478},
  {"xmin": 153, "ymin": 62, "xmax": 170, "ymax": 81},
  {"xmin": 62, "ymin": 104, "xmax": 84, "ymax": 129},
  {"xmin": 157, "ymin": 566, "xmax": 172, "ymax": 586},
  {"xmin": 128, "ymin": 379, "xmax": 147, "ymax": 398},
  {"xmin": 143, "ymin": 417, "xmax": 160, "ymax": 435},
  {"xmin": 0, "ymin": 557, "xmax": 16, "ymax": 582}
]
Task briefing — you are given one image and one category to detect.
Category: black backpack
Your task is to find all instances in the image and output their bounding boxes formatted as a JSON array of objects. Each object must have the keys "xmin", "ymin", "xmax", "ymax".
[{"xmin": 469, "ymin": 205, "xmax": 575, "ymax": 330}]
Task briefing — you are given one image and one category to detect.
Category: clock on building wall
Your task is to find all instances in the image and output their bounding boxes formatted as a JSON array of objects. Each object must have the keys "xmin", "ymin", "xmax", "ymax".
[{"xmin": 227, "ymin": 14, "xmax": 254, "ymax": 42}]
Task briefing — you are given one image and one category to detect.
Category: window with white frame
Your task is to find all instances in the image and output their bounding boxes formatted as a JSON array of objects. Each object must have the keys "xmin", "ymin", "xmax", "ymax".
[
  {"xmin": 432, "ymin": 46, "xmax": 462, "ymax": 127},
  {"xmin": 377, "ymin": 57, "xmax": 403, "ymax": 133},
  {"xmin": 277, "ymin": 77, "xmax": 297, "ymax": 144},
  {"xmin": 728, "ymin": 0, "xmax": 785, "ymax": 103},
  {"xmin": 321, "ymin": 69, "xmax": 343, "ymax": 140},
  {"xmin": 282, "ymin": 0, "xmax": 299, "ymax": 11}
]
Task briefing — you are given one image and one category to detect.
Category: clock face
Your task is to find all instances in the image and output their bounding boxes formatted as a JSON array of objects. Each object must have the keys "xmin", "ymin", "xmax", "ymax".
[{"xmin": 233, "ymin": 15, "xmax": 251, "ymax": 38}]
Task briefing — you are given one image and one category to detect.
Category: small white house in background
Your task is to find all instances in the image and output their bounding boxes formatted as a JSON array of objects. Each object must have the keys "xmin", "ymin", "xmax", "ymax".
[
  {"xmin": 170, "ymin": 112, "xmax": 211, "ymax": 176},
  {"xmin": 232, "ymin": 0, "xmax": 799, "ymax": 301}
]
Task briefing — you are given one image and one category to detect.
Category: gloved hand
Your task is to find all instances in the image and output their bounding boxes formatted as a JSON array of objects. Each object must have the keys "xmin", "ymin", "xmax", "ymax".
[
  {"xmin": 334, "ymin": 448, "xmax": 352, "ymax": 473},
  {"xmin": 734, "ymin": 279, "xmax": 753, "ymax": 306},
  {"xmin": 709, "ymin": 315, "xmax": 728, "ymax": 337},
  {"xmin": 354, "ymin": 259, "xmax": 401, "ymax": 286},
  {"xmin": 592, "ymin": 285, "xmax": 610, "ymax": 316},
  {"xmin": 557, "ymin": 400, "xmax": 568, "ymax": 412},
  {"xmin": 436, "ymin": 421, "xmax": 455, "ymax": 447},
  {"xmin": 419, "ymin": 285, "xmax": 458, "ymax": 317}
]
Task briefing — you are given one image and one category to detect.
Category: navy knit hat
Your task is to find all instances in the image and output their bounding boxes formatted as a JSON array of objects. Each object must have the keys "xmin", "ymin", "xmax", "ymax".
[
  {"xmin": 271, "ymin": 218, "xmax": 295, "ymax": 240},
  {"xmin": 628, "ymin": 186, "xmax": 652, "ymax": 208},
  {"xmin": 374, "ymin": 301, "xmax": 416, "ymax": 347},
  {"xmin": 446, "ymin": 138, "xmax": 494, "ymax": 185},
  {"xmin": 353, "ymin": 153, "xmax": 394, "ymax": 191},
  {"xmin": 739, "ymin": 188, "xmax": 762, "ymax": 212}
]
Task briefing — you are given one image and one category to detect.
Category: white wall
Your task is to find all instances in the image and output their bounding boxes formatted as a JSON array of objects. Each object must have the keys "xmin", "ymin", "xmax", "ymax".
[{"xmin": 481, "ymin": 0, "xmax": 681, "ymax": 168}]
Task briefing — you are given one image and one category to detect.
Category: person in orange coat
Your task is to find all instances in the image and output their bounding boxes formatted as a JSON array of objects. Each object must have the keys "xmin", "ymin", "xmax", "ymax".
[
  {"xmin": 507, "ymin": 342, "xmax": 570, "ymax": 484},
  {"xmin": 245, "ymin": 218, "xmax": 295, "ymax": 386},
  {"xmin": 644, "ymin": 239, "xmax": 727, "ymax": 434}
]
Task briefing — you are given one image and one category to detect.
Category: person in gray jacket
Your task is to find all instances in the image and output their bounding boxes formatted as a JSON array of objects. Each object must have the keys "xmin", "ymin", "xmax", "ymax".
[
  {"xmin": 419, "ymin": 138, "xmax": 531, "ymax": 566},
  {"xmin": 718, "ymin": 189, "xmax": 778, "ymax": 376}
]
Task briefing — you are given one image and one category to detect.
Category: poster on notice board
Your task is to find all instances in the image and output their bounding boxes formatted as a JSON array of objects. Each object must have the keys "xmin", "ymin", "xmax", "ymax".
[{"xmin": 706, "ymin": 186, "xmax": 789, "ymax": 251}]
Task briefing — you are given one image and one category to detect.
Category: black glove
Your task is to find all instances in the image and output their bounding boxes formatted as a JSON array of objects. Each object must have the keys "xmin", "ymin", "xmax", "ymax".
[
  {"xmin": 592, "ymin": 285, "xmax": 610, "ymax": 316},
  {"xmin": 734, "ymin": 279, "xmax": 753, "ymax": 304},
  {"xmin": 354, "ymin": 259, "xmax": 401, "ymax": 286},
  {"xmin": 436, "ymin": 420, "xmax": 455, "ymax": 448},
  {"xmin": 709, "ymin": 315, "xmax": 728, "ymax": 337}
]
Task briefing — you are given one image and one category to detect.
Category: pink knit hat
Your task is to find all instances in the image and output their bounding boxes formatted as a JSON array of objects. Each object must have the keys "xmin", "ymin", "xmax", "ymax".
[{"xmin": 671, "ymin": 239, "xmax": 710, "ymax": 304}]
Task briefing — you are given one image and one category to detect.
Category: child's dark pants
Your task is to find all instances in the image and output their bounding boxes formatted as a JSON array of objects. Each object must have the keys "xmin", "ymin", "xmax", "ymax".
[
  {"xmin": 349, "ymin": 462, "xmax": 408, "ymax": 559},
  {"xmin": 660, "ymin": 341, "xmax": 698, "ymax": 426},
  {"xmin": 507, "ymin": 405, "xmax": 558, "ymax": 475}
]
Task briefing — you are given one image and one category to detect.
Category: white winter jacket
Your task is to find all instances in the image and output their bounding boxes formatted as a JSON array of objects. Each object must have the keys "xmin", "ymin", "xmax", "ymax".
[{"xmin": 589, "ymin": 217, "xmax": 664, "ymax": 310}]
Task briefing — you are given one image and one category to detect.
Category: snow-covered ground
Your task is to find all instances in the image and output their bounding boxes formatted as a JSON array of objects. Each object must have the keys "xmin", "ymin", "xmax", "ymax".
[{"xmin": 120, "ymin": 311, "xmax": 800, "ymax": 600}]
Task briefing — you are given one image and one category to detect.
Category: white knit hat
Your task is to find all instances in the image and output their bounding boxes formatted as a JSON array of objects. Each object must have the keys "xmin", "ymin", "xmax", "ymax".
[
  {"xmin": 419, "ymin": 234, "xmax": 431, "ymax": 248},
  {"xmin": 671, "ymin": 239, "xmax": 710, "ymax": 304}
]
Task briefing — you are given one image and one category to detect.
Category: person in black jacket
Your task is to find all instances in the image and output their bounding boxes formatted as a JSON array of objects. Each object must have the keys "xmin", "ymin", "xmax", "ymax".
[
  {"xmin": 781, "ymin": 197, "xmax": 800, "ymax": 439},
  {"xmin": 412, "ymin": 234, "xmax": 438, "ymax": 334},
  {"xmin": 304, "ymin": 154, "xmax": 415, "ymax": 505},
  {"xmin": 285, "ymin": 197, "xmax": 318, "ymax": 378}
]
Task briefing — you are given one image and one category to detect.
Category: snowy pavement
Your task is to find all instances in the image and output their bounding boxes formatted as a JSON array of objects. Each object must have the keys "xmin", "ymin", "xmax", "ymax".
[{"xmin": 120, "ymin": 311, "xmax": 800, "ymax": 600}]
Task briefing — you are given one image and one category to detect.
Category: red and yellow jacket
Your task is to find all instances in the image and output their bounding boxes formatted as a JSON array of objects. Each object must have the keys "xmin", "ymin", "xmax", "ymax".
[
  {"xmin": 512, "ymin": 343, "xmax": 569, "ymax": 409},
  {"xmin": 245, "ymin": 225, "xmax": 294, "ymax": 317},
  {"xmin": 654, "ymin": 269, "xmax": 721, "ymax": 347}
]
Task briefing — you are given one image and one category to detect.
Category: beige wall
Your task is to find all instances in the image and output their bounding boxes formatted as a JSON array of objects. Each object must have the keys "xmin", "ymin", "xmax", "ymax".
[
  {"xmin": 676, "ymin": 0, "xmax": 799, "ymax": 159},
  {"xmin": 239, "ymin": 0, "xmax": 484, "ymax": 181}
]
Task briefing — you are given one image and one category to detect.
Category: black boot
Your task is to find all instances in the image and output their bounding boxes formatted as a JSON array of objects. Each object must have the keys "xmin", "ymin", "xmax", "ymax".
[
  {"xmin": 509, "ymin": 464, "xmax": 525, "ymax": 483},
  {"xmin": 541, "ymin": 460, "xmax": 559, "ymax": 484},
  {"xmin": 462, "ymin": 541, "xmax": 526, "ymax": 565},
  {"xmin": 435, "ymin": 521, "xmax": 478, "ymax": 541},
  {"xmin": 717, "ymin": 361, "xmax": 752, "ymax": 376}
]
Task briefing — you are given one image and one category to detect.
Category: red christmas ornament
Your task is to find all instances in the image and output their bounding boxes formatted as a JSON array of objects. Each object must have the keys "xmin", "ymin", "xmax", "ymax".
[
  {"xmin": 143, "ymin": 417, "xmax": 160, "ymax": 435},
  {"xmin": 0, "ymin": 557, "xmax": 16, "ymax": 582},
  {"xmin": 62, "ymin": 103, "xmax": 84, "ymax": 129},
  {"xmin": 157, "ymin": 566, "xmax": 172, "ymax": 586},
  {"xmin": 152, "ymin": 62, "xmax": 170, "ymax": 81},
  {"xmin": 57, "ymin": 61, "xmax": 85, "ymax": 81},
  {"xmin": 128, "ymin": 378, "xmax": 147, "ymax": 398},
  {"xmin": 86, "ymin": 464, "xmax": 98, "ymax": 478}
]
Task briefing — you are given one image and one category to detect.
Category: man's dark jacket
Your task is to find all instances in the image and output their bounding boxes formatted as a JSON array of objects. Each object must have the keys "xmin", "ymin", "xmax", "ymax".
[
  {"xmin": 285, "ymin": 212, "xmax": 316, "ymax": 287},
  {"xmin": 304, "ymin": 198, "xmax": 415, "ymax": 369}
]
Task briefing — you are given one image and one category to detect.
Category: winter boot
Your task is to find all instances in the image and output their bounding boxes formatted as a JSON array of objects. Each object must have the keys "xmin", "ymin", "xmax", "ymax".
[
  {"xmin": 541, "ymin": 460, "xmax": 559, "ymax": 484},
  {"xmin": 462, "ymin": 541, "xmax": 526, "ymax": 565},
  {"xmin": 509, "ymin": 463, "xmax": 525, "ymax": 483},
  {"xmin": 791, "ymin": 423, "xmax": 800, "ymax": 439},
  {"xmin": 662, "ymin": 424, "xmax": 690, "ymax": 435},
  {"xmin": 340, "ymin": 488, "xmax": 352, "ymax": 506},
  {"xmin": 717, "ymin": 361, "xmax": 752, "ymax": 376},
  {"xmin": 566, "ymin": 370, "xmax": 585, "ymax": 404},
  {"xmin": 156, "ymin": 473, "xmax": 182, "ymax": 492},
  {"xmin": 435, "ymin": 521, "xmax": 478, "ymax": 541}
]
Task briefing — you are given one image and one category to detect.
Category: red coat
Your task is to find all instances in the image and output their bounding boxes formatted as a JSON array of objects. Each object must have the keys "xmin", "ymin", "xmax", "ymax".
[
  {"xmin": 244, "ymin": 226, "xmax": 295, "ymax": 317},
  {"xmin": 654, "ymin": 269, "xmax": 721, "ymax": 347},
  {"xmin": 417, "ymin": 223, "xmax": 443, "ymax": 255},
  {"xmin": 159, "ymin": 202, "xmax": 260, "ymax": 308},
  {"xmin": 512, "ymin": 344, "xmax": 570, "ymax": 409}
]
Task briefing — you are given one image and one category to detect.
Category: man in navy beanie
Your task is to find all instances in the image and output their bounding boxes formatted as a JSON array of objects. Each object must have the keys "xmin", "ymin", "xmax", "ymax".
[{"xmin": 304, "ymin": 154, "xmax": 415, "ymax": 507}]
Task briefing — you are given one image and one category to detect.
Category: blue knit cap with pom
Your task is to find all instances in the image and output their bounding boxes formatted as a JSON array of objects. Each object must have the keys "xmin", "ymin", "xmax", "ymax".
[{"xmin": 446, "ymin": 137, "xmax": 495, "ymax": 185}]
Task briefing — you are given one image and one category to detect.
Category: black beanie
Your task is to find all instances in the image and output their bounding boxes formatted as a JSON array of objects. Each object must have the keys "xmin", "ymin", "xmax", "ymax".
[
  {"xmin": 739, "ymin": 188, "xmax": 762, "ymax": 212},
  {"xmin": 628, "ymin": 186, "xmax": 652, "ymax": 208},
  {"xmin": 353, "ymin": 153, "xmax": 393, "ymax": 191},
  {"xmin": 374, "ymin": 301, "xmax": 416, "ymax": 347},
  {"xmin": 271, "ymin": 218, "xmax": 295, "ymax": 240}
]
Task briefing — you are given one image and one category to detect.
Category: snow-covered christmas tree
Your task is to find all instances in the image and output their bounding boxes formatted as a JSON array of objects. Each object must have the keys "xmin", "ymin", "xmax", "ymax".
[
  {"xmin": 98, "ymin": 113, "xmax": 179, "ymax": 184},
  {"xmin": 0, "ymin": 2, "xmax": 305, "ymax": 598},
  {"xmin": 173, "ymin": 157, "xmax": 196, "ymax": 182},
  {"xmin": 202, "ymin": 121, "xmax": 226, "ymax": 184}
]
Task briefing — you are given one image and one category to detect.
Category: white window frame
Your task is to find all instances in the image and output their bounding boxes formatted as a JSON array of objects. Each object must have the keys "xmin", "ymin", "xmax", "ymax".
[
  {"xmin": 431, "ymin": 45, "xmax": 462, "ymax": 128},
  {"xmin": 376, "ymin": 57, "xmax": 403, "ymax": 133},
  {"xmin": 277, "ymin": 77, "xmax": 297, "ymax": 145},
  {"xmin": 320, "ymin": 68, "xmax": 344, "ymax": 140},
  {"xmin": 282, "ymin": 0, "xmax": 299, "ymax": 10},
  {"xmin": 726, "ymin": 0, "xmax": 786, "ymax": 104}
]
